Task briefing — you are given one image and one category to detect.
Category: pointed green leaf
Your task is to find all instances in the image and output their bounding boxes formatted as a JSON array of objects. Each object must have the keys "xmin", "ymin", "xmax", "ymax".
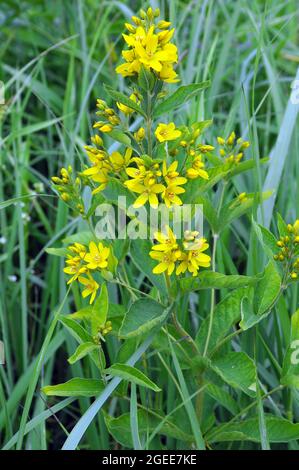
[
  {"xmin": 154, "ymin": 81, "xmax": 210, "ymax": 117},
  {"xmin": 105, "ymin": 363, "xmax": 161, "ymax": 392},
  {"xmin": 119, "ymin": 299, "xmax": 171, "ymax": 338},
  {"xmin": 42, "ymin": 378, "xmax": 104, "ymax": 397},
  {"xmin": 196, "ymin": 288, "xmax": 246, "ymax": 354},
  {"xmin": 206, "ymin": 415, "xmax": 299, "ymax": 444},
  {"xmin": 68, "ymin": 342, "xmax": 99, "ymax": 365},
  {"xmin": 107, "ymin": 129, "xmax": 131, "ymax": 146},
  {"xmin": 105, "ymin": 410, "xmax": 193, "ymax": 448},
  {"xmin": 210, "ymin": 352, "xmax": 257, "ymax": 397},
  {"xmin": 104, "ymin": 85, "xmax": 146, "ymax": 117},
  {"xmin": 179, "ymin": 271, "xmax": 257, "ymax": 294},
  {"xmin": 253, "ymin": 261, "xmax": 281, "ymax": 315}
]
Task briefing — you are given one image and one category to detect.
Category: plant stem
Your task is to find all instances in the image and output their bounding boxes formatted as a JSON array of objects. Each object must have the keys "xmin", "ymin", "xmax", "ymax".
[
  {"xmin": 146, "ymin": 90, "xmax": 153, "ymax": 156},
  {"xmin": 203, "ymin": 232, "xmax": 218, "ymax": 357},
  {"xmin": 164, "ymin": 273, "xmax": 199, "ymax": 355},
  {"xmin": 202, "ymin": 180, "xmax": 227, "ymax": 357}
]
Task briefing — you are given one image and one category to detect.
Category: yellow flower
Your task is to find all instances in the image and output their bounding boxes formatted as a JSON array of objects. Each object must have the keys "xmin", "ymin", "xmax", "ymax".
[
  {"xmin": 93, "ymin": 123, "xmax": 113, "ymax": 133},
  {"xmin": 82, "ymin": 161, "xmax": 109, "ymax": 193},
  {"xmin": 155, "ymin": 123, "xmax": 182, "ymax": 142},
  {"xmin": 150, "ymin": 250, "xmax": 180, "ymax": 275},
  {"xmin": 226, "ymin": 131, "xmax": 236, "ymax": 145},
  {"xmin": 109, "ymin": 148, "xmax": 133, "ymax": 172},
  {"xmin": 132, "ymin": 30, "xmax": 163, "ymax": 71},
  {"xmin": 85, "ymin": 241, "xmax": 110, "ymax": 270},
  {"xmin": 63, "ymin": 258, "xmax": 87, "ymax": 284},
  {"xmin": 150, "ymin": 227, "xmax": 181, "ymax": 274},
  {"xmin": 125, "ymin": 160, "xmax": 148, "ymax": 190},
  {"xmin": 68, "ymin": 243, "xmax": 87, "ymax": 258},
  {"xmin": 186, "ymin": 156, "xmax": 209, "ymax": 180},
  {"xmin": 78, "ymin": 275, "xmax": 99, "ymax": 304},
  {"xmin": 151, "ymin": 226, "xmax": 178, "ymax": 252},
  {"xmin": 134, "ymin": 127, "xmax": 145, "ymax": 141},
  {"xmin": 116, "ymin": 59, "xmax": 141, "ymax": 77},
  {"xmin": 293, "ymin": 220, "xmax": 299, "ymax": 234},
  {"xmin": 157, "ymin": 20, "xmax": 171, "ymax": 29},
  {"xmin": 132, "ymin": 180, "xmax": 165, "ymax": 208},
  {"xmin": 162, "ymin": 161, "xmax": 187, "ymax": 186},
  {"xmin": 158, "ymin": 63, "xmax": 179, "ymax": 83},
  {"xmin": 176, "ymin": 238, "xmax": 211, "ymax": 276},
  {"xmin": 116, "ymin": 13, "xmax": 179, "ymax": 82},
  {"xmin": 162, "ymin": 184, "xmax": 185, "ymax": 207},
  {"xmin": 123, "ymin": 26, "xmax": 147, "ymax": 47},
  {"xmin": 116, "ymin": 93, "xmax": 139, "ymax": 115}
]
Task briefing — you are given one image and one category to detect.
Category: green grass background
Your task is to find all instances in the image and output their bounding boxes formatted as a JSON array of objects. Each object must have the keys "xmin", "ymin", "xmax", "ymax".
[{"xmin": 0, "ymin": 0, "xmax": 299, "ymax": 450}]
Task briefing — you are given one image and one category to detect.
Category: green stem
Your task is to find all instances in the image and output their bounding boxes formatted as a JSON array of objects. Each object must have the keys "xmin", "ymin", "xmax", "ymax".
[
  {"xmin": 164, "ymin": 273, "xmax": 199, "ymax": 355},
  {"xmin": 202, "ymin": 181, "xmax": 227, "ymax": 357},
  {"xmin": 203, "ymin": 232, "xmax": 218, "ymax": 357}
]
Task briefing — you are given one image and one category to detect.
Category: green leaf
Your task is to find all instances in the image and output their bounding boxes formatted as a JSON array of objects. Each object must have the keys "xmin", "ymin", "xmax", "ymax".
[
  {"xmin": 229, "ymin": 157, "xmax": 269, "ymax": 178},
  {"xmin": 67, "ymin": 342, "xmax": 99, "ymax": 365},
  {"xmin": 107, "ymin": 129, "xmax": 131, "ymax": 146},
  {"xmin": 105, "ymin": 363, "xmax": 161, "ymax": 392},
  {"xmin": 253, "ymin": 220, "xmax": 278, "ymax": 259},
  {"xmin": 253, "ymin": 261, "xmax": 281, "ymax": 315},
  {"xmin": 104, "ymin": 85, "xmax": 146, "ymax": 117},
  {"xmin": 179, "ymin": 271, "xmax": 257, "ymax": 294},
  {"xmin": 218, "ymin": 191, "xmax": 273, "ymax": 231},
  {"xmin": 103, "ymin": 178, "xmax": 135, "ymax": 207},
  {"xmin": 206, "ymin": 415, "xmax": 299, "ymax": 443},
  {"xmin": 59, "ymin": 316, "xmax": 103, "ymax": 370},
  {"xmin": 210, "ymin": 352, "xmax": 257, "ymax": 397},
  {"xmin": 70, "ymin": 284, "xmax": 108, "ymax": 335},
  {"xmin": 196, "ymin": 288, "xmax": 246, "ymax": 354},
  {"xmin": 63, "ymin": 231, "xmax": 95, "ymax": 246},
  {"xmin": 281, "ymin": 308, "xmax": 299, "ymax": 388},
  {"xmin": 119, "ymin": 299, "xmax": 171, "ymax": 339},
  {"xmin": 0, "ymin": 194, "xmax": 39, "ymax": 210},
  {"xmin": 59, "ymin": 315, "xmax": 92, "ymax": 343},
  {"xmin": 193, "ymin": 195, "xmax": 218, "ymax": 232},
  {"xmin": 105, "ymin": 410, "xmax": 192, "ymax": 448},
  {"xmin": 45, "ymin": 247, "xmax": 70, "ymax": 257},
  {"xmin": 138, "ymin": 66, "xmax": 156, "ymax": 91},
  {"xmin": 277, "ymin": 212, "xmax": 288, "ymax": 238},
  {"xmin": 154, "ymin": 81, "xmax": 210, "ymax": 117},
  {"xmin": 42, "ymin": 378, "xmax": 104, "ymax": 397},
  {"xmin": 206, "ymin": 383, "xmax": 239, "ymax": 415},
  {"xmin": 92, "ymin": 283, "xmax": 108, "ymax": 329},
  {"xmin": 240, "ymin": 262, "xmax": 281, "ymax": 330}
]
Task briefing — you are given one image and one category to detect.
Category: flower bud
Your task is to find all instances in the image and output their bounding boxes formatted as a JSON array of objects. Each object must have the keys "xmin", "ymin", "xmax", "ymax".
[
  {"xmin": 226, "ymin": 131, "xmax": 236, "ymax": 145},
  {"xmin": 135, "ymin": 127, "xmax": 145, "ymax": 141},
  {"xmin": 157, "ymin": 20, "xmax": 171, "ymax": 29}
]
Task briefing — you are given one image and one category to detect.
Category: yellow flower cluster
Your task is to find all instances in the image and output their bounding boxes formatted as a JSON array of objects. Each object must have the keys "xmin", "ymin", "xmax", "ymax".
[
  {"xmin": 93, "ymin": 98, "xmax": 120, "ymax": 134},
  {"xmin": 274, "ymin": 219, "xmax": 299, "ymax": 281},
  {"xmin": 82, "ymin": 136, "xmax": 134, "ymax": 194},
  {"xmin": 116, "ymin": 8, "xmax": 179, "ymax": 83},
  {"xmin": 150, "ymin": 227, "xmax": 211, "ymax": 276},
  {"xmin": 51, "ymin": 166, "xmax": 84, "ymax": 215},
  {"xmin": 217, "ymin": 132, "xmax": 250, "ymax": 165},
  {"xmin": 64, "ymin": 242, "xmax": 110, "ymax": 303},
  {"xmin": 125, "ymin": 159, "xmax": 187, "ymax": 208}
]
